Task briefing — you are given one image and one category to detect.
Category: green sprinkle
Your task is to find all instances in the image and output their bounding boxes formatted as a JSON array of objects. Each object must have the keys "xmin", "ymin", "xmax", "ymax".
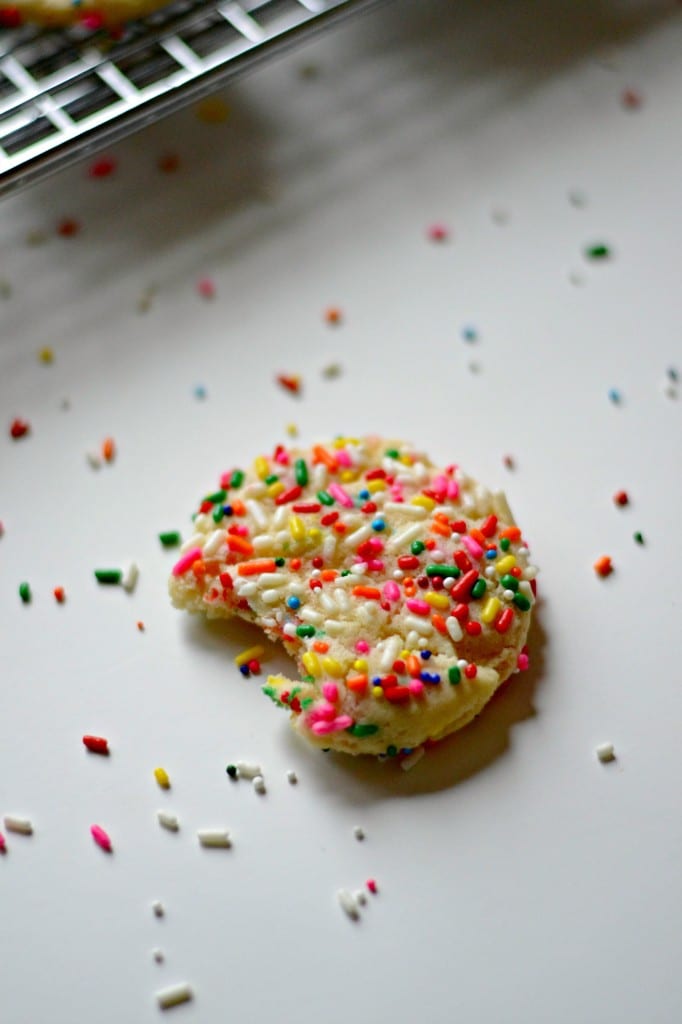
[
  {"xmin": 204, "ymin": 489, "xmax": 226, "ymax": 504},
  {"xmin": 385, "ymin": 448, "xmax": 399, "ymax": 459},
  {"xmin": 585, "ymin": 242, "xmax": 611, "ymax": 260},
  {"xmin": 274, "ymin": 557, "xmax": 285, "ymax": 567},
  {"xmin": 226, "ymin": 764, "xmax": 238, "ymax": 778},
  {"xmin": 448, "ymin": 665, "xmax": 461, "ymax": 685},
  {"xmin": 386, "ymin": 744, "xmax": 398, "ymax": 757},
  {"xmin": 340, "ymin": 569, "xmax": 351, "ymax": 577},
  {"xmin": 500, "ymin": 573, "xmax": 519, "ymax": 592},
  {"xmin": 158, "ymin": 531, "xmax": 181, "ymax": 547},
  {"xmin": 94, "ymin": 569, "xmax": 122, "ymax": 584},
  {"xmin": 264, "ymin": 474, "xmax": 279, "ymax": 486},
  {"xmin": 634, "ymin": 531, "xmax": 645, "ymax": 545},
  {"xmin": 347, "ymin": 723, "xmax": 379, "ymax": 737},
  {"xmin": 230, "ymin": 470, "xmax": 244, "ymax": 489},
  {"xmin": 426, "ymin": 564, "xmax": 461, "ymax": 578},
  {"xmin": 301, "ymin": 675, "xmax": 315, "ymax": 683},
  {"xmin": 212, "ymin": 506, "xmax": 225, "ymax": 523},
  {"xmin": 317, "ymin": 490, "xmax": 334, "ymax": 506},
  {"xmin": 294, "ymin": 459, "xmax": 308, "ymax": 486},
  {"xmin": 471, "ymin": 578, "xmax": 487, "ymax": 599},
  {"xmin": 301, "ymin": 697, "xmax": 314, "ymax": 709},
  {"xmin": 411, "ymin": 540, "xmax": 425, "ymax": 555},
  {"xmin": 296, "ymin": 624, "xmax": 315, "ymax": 638},
  {"xmin": 513, "ymin": 593, "xmax": 531, "ymax": 611},
  {"xmin": 262, "ymin": 685, "xmax": 276, "ymax": 699},
  {"xmin": 18, "ymin": 581, "xmax": 31, "ymax": 603},
  {"xmin": 499, "ymin": 537, "xmax": 511, "ymax": 551}
]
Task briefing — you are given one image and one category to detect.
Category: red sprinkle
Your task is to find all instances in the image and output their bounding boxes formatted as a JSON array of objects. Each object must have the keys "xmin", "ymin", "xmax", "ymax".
[
  {"xmin": 277, "ymin": 374, "xmax": 301, "ymax": 395},
  {"xmin": 366, "ymin": 879, "xmax": 378, "ymax": 894},
  {"xmin": 594, "ymin": 555, "xmax": 613, "ymax": 578},
  {"xmin": 613, "ymin": 490, "xmax": 629, "ymax": 506},
  {"xmin": 465, "ymin": 620, "xmax": 481, "ymax": 636},
  {"xmin": 57, "ymin": 217, "xmax": 81, "ymax": 238},
  {"xmin": 450, "ymin": 569, "xmax": 478, "ymax": 601},
  {"xmin": 621, "ymin": 88, "xmax": 643, "ymax": 110},
  {"xmin": 0, "ymin": 7, "xmax": 22, "ymax": 27},
  {"xmin": 83, "ymin": 735, "xmax": 109, "ymax": 755},
  {"xmin": 53, "ymin": 586, "xmax": 66, "ymax": 603},
  {"xmin": 197, "ymin": 277, "xmax": 216, "ymax": 300},
  {"xmin": 292, "ymin": 502, "xmax": 322, "ymax": 514},
  {"xmin": 0, "ymin": 831, "xmax": 6, "ymax": 853},
  {"xmin": 494, "ymin": 608, "xmax": 514, "ymax": 634},
  {"xmin": 397, "ymin": 555, "xmax": 420, "ymax": 571},
  {"xmin": 427, "ymin": 223, "xmax": 449, "ymax": 242},
  {"xmin": 464, "ymin": 664, "xmax": 477, "ymax": 679},
  {"xmin": 10, "ymin": 418, "xmax": 30, "ymax": 439},
  {"xmin": 275, "ymin": 485, "xmax": 303, "ymax": 506},
  {"xmin": 88, "ymin": 156, "xmax": 117, "ymax": 179}
]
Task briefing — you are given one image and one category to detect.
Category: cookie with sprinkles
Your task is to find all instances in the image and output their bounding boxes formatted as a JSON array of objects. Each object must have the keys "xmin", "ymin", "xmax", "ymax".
[
  {"xmin": 169, "ymin": 438, "xmax": 537, "ymax": 757},
  {"xmin": 3, "ymin": 0, "xmax": 172, "ymax": 27}
]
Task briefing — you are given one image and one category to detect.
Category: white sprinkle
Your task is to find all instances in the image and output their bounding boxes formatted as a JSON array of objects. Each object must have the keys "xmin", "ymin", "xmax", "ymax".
[
  {"xmin": 406, "ymin": 630, "xmax": 419, "ymax": 648},
  {"xmin": 272, "ymin": 505, "xmax": 288, "ymax": 530},
  {"xmin": 312, "ymin": 463, "xmax": 328, "ymax": 489},
  {"xmin": 386, "ymin": 522, "xmax": 423, "ymax": 552},
  {"xmin": 203, "ymin": 529, "xmax": 226, "ymax": 557},
  {"xmin": 596, "ymin": 743, "xmax": 616, "ymax": 763},
  {"xmin": 245, "ymin": 499, "xmax": 268, "ymax": 529},
  {"xmin": 337, "ymin": 888, "xmax": 360, "ymax": 921},
  {"xmin": 417, "ymin": 637, "xmax": 428, "ymax": 648},
  {"xmin": 443, "ymin": 575, "xmax": 455, "ymax": 590},
  {"xmin": 503, "ymin": 589, "xmax": 515, "ymax": 601},
  {"xmin": 261, "ymin": 589, "xmax": 281, "ymax": 605},
  {"xmin": 485, "ymin": 566, "xmax": 496, "ymax": 578},
  {"xmin": 378, "ymin": 635, "xmax": 402, "ymax": 673},
  {"xmin": 156, "ymin": 983, "xmax": 193, "ymax": 1010},
  {"xmin": 286, "ymin": 770, "xmax": 298, "ymax": 784},
  {"xmin": 350, "ymin": 562, "xmax": 368, "ymax": 576},
  {"xmin": 322, "ymin": 534, "xmax": 337, "ymax": 561},
  {"xmin": 257, "ymin": 573, "xmax": 287, "ymax": 587},
  {"xmin": 491, "ymin": 489, "xmax": 513, "ymax": 521},
  {"xmin": 523, "ymin": 565, "xmax": 538, "ymax": 580},
  {"xmin": 344, "ymin": 524, "xmax": 372, "ymax": 549},
  {"xmin": 253, "ymin": 535, "xmax": 275, "ymax": 554},
  {"xmin": 393, "ymin": 569, "xmax": 404, "ymax": 580},
  {"xmin": 3, "ymin": 815, "xmax": 33, "ymax": 835},
  {"xmin": 319, "ymin": 591, "xmax": 338, "ymax": 614},
  {"xmin": 252, "ymin": 775, "xmax": 266, "ymax": 794},
  {"xmin": 457, "ymin": 659, "xmax": 468, "ymax": 669},
  {"xmin": 235, "ymin": 761, "xmax": 261, "ymax": 779},
  {"xmin": 384, "ymin": 503, "xmax": 427, "ymax": 520},
  {"xmin": 157, "ymin": 811, "xmax": 179, "ymax": 832},
  {"xmin": 325, "ymin": 620, "xmax": 352, "ymax": 636},
  {"xmin": 353, "ymin": 826, "xmax": 365, "ymax": 841},
  {"xmin": 400, "ymin": 747, "xmax": 425, "ymax": 771},
  {"xmin": 236, "ymin": 581, "xmax": 258, "ymax": 598},
  {"xmin": 197, "ymin": 829, "xmax": 231, "ymax": 848},
  {"xmin": 86, "ymin": 451, "xmax": 102, "ymax": 469},
  {"xmin": 404, "ymin": 615, "xmax": 434, "ymax": 635},
  {"xmin": 300, "ymin": 607, "xmax": 323, "ymax": 625},
  {"xmin": 445, "ymin": 615, "xmax": 463, "ymax": 643},
  {"xmin": 121, "ymin": 561, "xmax": 139, "ymax": 593},
  {"xmin": 152, "ymin": 948, "xmax": 165, "ymax": 964},
  {"xmin": 243, "ymin": 482, "xmax": 267, "ymax": 498},
  {"xmin": 152, "ymin": 901, "xmax": 165, "ymax": 917}
]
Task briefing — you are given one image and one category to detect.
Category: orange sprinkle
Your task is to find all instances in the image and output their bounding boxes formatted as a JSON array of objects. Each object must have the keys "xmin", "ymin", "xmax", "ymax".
[
  {"xmin": 431, "ymin": 520, "xmax": 451, "ymax": 537},
  {"xmin": 202, "ymin": 560, "xmax": 221, "ymax": 575},
  {"xmin": 231, "ymin": 499, "xmax": 247, "ymax": 517},
  {"xmin": 346, "ymin": 674, "xmax": 368, "ymax": 693},
  {"xmin": 431, "ymin": 613, "xmax": 448, "ymax": 635},
  {"xmin": 333, "ymin": 522, "xmax": 347, "ymax": 534},
  {"xmin": 101, "ymin": 437, "xmax": 115, "ymax": 462},
  {"xmin": 499, "ymin": 526, "xmax": 521, "ymax": 541},
  {"xmin": 594, "ymin": 555, "xmax": 613, "ymax": 578},
  {"xmin": 137, "ymin": 621, "xmax": 145, "ymax": 631},
  {"xmin": 312, "ymin": 445, "xmax": 338, "ymax": 471},
  {"xmin": 469, "ymin": 527, "xmax": 486, "ymax": 545},
  {"xmin": 290, "ymin": 558, "xmax": 302, "ymax": 570},
  {"xmin": 312, "ymin": 641, "xmax": 330, "ymax": 654},
  {"xmin": 192, "ymin": 560, "xmax": 207, "ymax": 579},
  {"xmin": 320, "ymin": 569, "xmax": 338, "ymax": 582},
  {"xmin": 352, "ymin": 586, "xmax": 381, "ymax": 600},
  {"xmin": 53, "ymin": 586, "xmax": 65, "ymax": 603},
  {"xmin": 406, "ymin": 655, "xmax": 421, "ymax": 677},
  {"xmin": 324, "ymin": 306, "xmax": 343, "ymax": 325},
  {"xmin": 237, "ymin": 559, "xmax": 277, "ymax": 576},
  {"xmin": 227, "ymin": 535, "xmax": 254, "ymax": 556}
]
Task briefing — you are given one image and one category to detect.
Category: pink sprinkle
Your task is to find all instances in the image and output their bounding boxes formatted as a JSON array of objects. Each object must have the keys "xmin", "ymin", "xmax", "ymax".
[
  {"xmin": 446, "ymin": 480, "xmax": 460, "ymax": 500},
  {"xmin": 367, "ymin": 559, "xmax": 385, "ymax": 572},
  {"xmin": 171, "ymin": 547, "xmax": 203, "ymax": 576},
  {"xmin": 197, "ymin": 277, "xmax": 216, "ymax": 300},
  {"xmin": 389, "ymin": 485, "xmax": 404, "ymax": 500},
  {"xmin": 408, "ymin": 680, "xmax": 425, "ymax": 696},
  {"xmin": 322, "ymin": 682, "xmax": 338, "ymax": 702},
  {"xmin": 427, "ymin": 223, "xmax": 449, "ymax": 242},
  {"xmin": 307, "ymin": 701, "xmax": 336, "ymax": 725},
  {"xmin": 0, "ymin": 831, "xmax": 6, "ymax": 853},
  {"xmin": 90, "ymin": 824, "xmax": 112, "ymax": 852},
  {"xmin": 462, "ymin": 535, "xmax": 484, "ymax": 560},
  {"xmin": 274, "ymin": 449, "xmax": 289, "ymax": 466},
  {"xmin": 80, "ymin": 12, "xmax": 104, "ymax": 29},
  {"xmin": 312, "ymin": 721, "xmax": 333, "ymax": 735},
  {"xmin": 405, "ymin": 598, "xmax": 430, "ymax": 615},
  {"xmin": 335, "ymin": 450, "xmax": 352, "ymax": 468},
  {"xmin": 328, "ymin": 483, "xmax": 354, "ymax": 508},
  {"xmin": 366, "ymin": 879, "xmax": 378, "ymax": 894},
  {"xmin": 332, "ymin": 715, "xmax": 353, "ymax": 731},
  {"xmin": 355, "ymin": 640, "xmax": 370, "ymax": 653},
  {"xmin": 431, "ymin": 475, "xmax": 448, "ymax": 501},
  {"xmin": 382, "ymin": 581, "xmax": 400, "ymax": 602},
  {"xmin": 517, "ymin": 652, "xmax": 530, "ymax": 671},
  {"xmin": 220, "ymin": 471, "xmax": 232, "ymax": 489}
]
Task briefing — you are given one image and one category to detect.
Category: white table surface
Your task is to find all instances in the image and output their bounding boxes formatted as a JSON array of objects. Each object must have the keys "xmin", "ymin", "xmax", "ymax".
[{"xmin": 1, "ymin": 2, "xmax": 681, "ymax": 1022}]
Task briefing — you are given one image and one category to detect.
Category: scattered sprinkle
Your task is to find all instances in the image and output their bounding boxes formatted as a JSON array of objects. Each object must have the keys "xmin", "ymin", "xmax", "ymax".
[
  {"xmin": 286, "ymin": 423, "xmax": 299, "ymax": 437},
  {"xmin": 154, "ymin": 767, "xmax": 171, "ymax": 790},
  {"xmin": 608, "ymin": 388, "xmax": 622, "ymax": 404},
  {"xmin": 158, "ymin": 153, "xmax": 180, "ymax": 174},
  {"xmin": 137, "ymin": 620, "xmax": 145, "ymax": 631},
  {"xmin": 10, "ymin": 418, "xmax": 30, "ymax": 439},
  {"xmin": 197, "ymin": 829, "xmax": 231, "ymax": 848},
  {"xmin": 593, "ymin": 555, "xmax": 613, "ymax": 578},
  {"xmin": 613, "ymin": 490, "xmax": 629, "ymax": 506},
  {"xmin": 152, "ymin": 900, "xmax": 165, "ymax": 917},
  {"xmin": 159, "ymin": 531, "xmax": 181, "ymax": 547},
  {"xmin": 38, "ymin": 346, "xmax": 54, "ymax": 364},
  {"xmin": 94, "ymin": 568, "xmax": 123, "ymax": 585},
  {"xmin": 91, "ymin": 824, "xmax": 113, "ymax": 852},
  {"xmin": 57, "ymin": 218, "xmax": 80, "ymax": 238},
  {"xmin": 18, "ymin": 581, "xmax": 31, "ymax": 604},
  {"xmin": 322, "ymin": 363, "xmax": 342, "ymax": 379},
  {"xmin": 366, "ymin": 878, "xmax": 378, "ymax": 894},
  {"xmin": 83, "ymin": 734, "xmax": 109, "ymax": 755},
  {"xmin": 286, "ymin": 769, "xmax": 298, "ymax": 784},
  {"xmin": 633, "ymin": 531, "xmax": 645, "ymax": 545},
  {"xmin": 252, "ymin": 775, "xmax": 266, "ymax": 795},
  {"xmin": 194, "ymin": 385, "xmax": 207, "ymax": 400},
  {"xmin": 503, "ymin": 454, "xmax": 515, "ymax": 470},
  {"xmin": 196, "ymin": 277, "xmax": 216, "ymax": 300},
  {"xmin": 235, "ymin": 761, "xmax": 261, "ymax": 780},
  {"xmin": 277, "ymin": 374, "xmax": 301, "ymax": 395},
  {"xmin": 353, "ymin": 826, "xmax": 365, "ymax": 841},
  {"xmin": 585, "ymin": 242, "xmax": 611, "ymax": 261},
  {"xmin": 3, "ymin": 815, "xmax": 33, "ymax": 835},
  {"xmin": 195, "ymin": 96, "xmax": 230, "ymax": 123},
  {"xmin": 568, "ymin": 270, "xmax": 585, "ymax": 286},
  {"xmin": 595, "ymin": 742, "xmax": 616, "ymax": 763},
  {"xmin": 88, "ymin": 156, "xmax": 117, "ymax": 179},
  {"xmin": 667, "ymin": 367, "xmax": 679, "ymax": 382},
  {"xmin": 621, "ymin": 88, "xmax": 643, "ymax": 110},
  {"xmin": 234, "ymin": 646, "xmax": 265, "ymax": 668},
  {"xmin": 152, "ymin": 949, "xmax": 165, "ymax": 964},
  {"xmin": 101, "ymin": 437, "xmax": 116, "ymax": 463},
  {"xmin": 157, "ymin": 811, "xmax": 179, "ymax": 832},
  {"xmin": 427, "ymin": 223, "xmax": 449, "ymax": 242},
  {"xmin": 226, "ymin": 764, "xmax": 238, "ymax": 779},
  {"xmin": 121, "ymin": 562, "xmax": 139, "ymax": 593},
  {"xmin": 157, "ymin": 983, "xmax": 193, "ymax": 1011},
  {"xmin": 461, "ymin": 325, "xmax": 478, "ymax": 342},
  {"xmin": 86, "ymin": 451, "xmax": 102, "ymax": 470},
  {"xmin": 324, "ymin": 307, "xmax": 343, "ymax": 326},
  {"xmin": 337, "ymin": 888, "xmax": 360, "ymax": 921},
  {"xmin": 0, "ymin": 831, "xmax": 6, "ymax": 853}
]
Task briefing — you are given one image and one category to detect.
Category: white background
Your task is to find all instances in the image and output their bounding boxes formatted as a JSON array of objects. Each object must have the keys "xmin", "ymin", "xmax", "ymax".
[{"xmin": 1, "ymin": 1, "xmax": 681, "ymax": 1021}]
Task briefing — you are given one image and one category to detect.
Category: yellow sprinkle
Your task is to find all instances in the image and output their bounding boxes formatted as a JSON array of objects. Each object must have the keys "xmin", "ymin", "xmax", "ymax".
[
  {"xmin": 154, "ymin": 767, "xmax": 171, "ymax": 790},
  {"xmin": 495, "ymin": 555, "xmax": 517, "ymax": 575},
  {"xmin": 254, "ymin": 456, "xmax": 269, "ymax": 480},
  {"xmin": 302, "ymin": 651, "xmax": 321, "ymax": 676},
  {"xmin": 400, "ymin": 649, "xmax": 410, "ymax": 660},
  {"xmin": 372, "ymin": 686, "xmax": 384, "ymax": 699},
  {"xmin": 286, "ymin": 423, "xmax": 298, "ymax": 437},
  {"xmin": 38, "ymin": 346, "xmax": 54, "ymax": 364},
  {"xmin": 367, "ymin": 479, "xmax": 387, "ymax": 493},
  {"xmin": 340, "ymin": 470, "xmax": 359, "ymax": 484},
  {"xmin": 235, "ymin": 644, "xmax": 265, "ymax": 667},
  {"xmin": 322, "ymin": 657, "xmax": 344, "ymax": 677},
  {"xmin": 289, "ymin": 515, "xmax": 305, "ymax": 542},
  {"xmin": 353, "ymin": 658, "xmax": 367, "ymax": 672},
  {"xmin": 400, "ymin": 454, "xmax": 414, "ymax": 466},
  {"xmin": 424, "ymin": 591, "xmax": 450, "ymax": 610},
  {"xmin": 267, "ymin": 481, "xmax": 285, "ymax": 499},
  {"xmin": 481, "ymin": 597, "xmax": 501, "ymax": 624},
  {"xmin": 411, "ymin": 494, "xmax": 436, "ymax": 510},
  {"xmin": 308, "ymin": 528, "xmax": 321, "ymax": 541}
]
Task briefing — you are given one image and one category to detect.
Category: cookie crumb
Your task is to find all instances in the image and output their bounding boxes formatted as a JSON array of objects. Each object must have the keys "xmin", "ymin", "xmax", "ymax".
[
  {"xmin": 595, "ymin": 742, "xmax": 616, "ymax": 763},
  {"xmin": 322, "ymin": 363, "xmax": 342, "ymax": 379},
  {"xmin": 286, "ymin": 769, "xmax": 298, "ymax": 784},
  {"xmin": 38, "ymin": 346, "xmax": 54, "ymax": 364},
  {"xmin": 152, "ymin": 901, "xmax": 165, "ymax": 917},
  {"xmin": 86, "ymin": 451, "xmax": 102, "ymax": 470},
  {"xmin": 353, "ymin": 826, "xmax": 365, "ymax": 841}
]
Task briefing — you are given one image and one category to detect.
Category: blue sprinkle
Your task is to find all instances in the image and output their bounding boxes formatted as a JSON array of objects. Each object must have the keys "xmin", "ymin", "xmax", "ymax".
[
  {"xmin": 371, "ymin": 518, "xmax": 385, "ymax": 532},
  {"xmin": 222, "ymin": 505, "xmax": 233, "ymax": 516},
  {"xmin": 419, "ymin": 672, "xmax": 441, "ymax": 684},
  {"xmin": 485, "ymin": 548, "xmax": 497, "ymax": 559},
  {"xmin": 286, "ymin": 595, "xmax": 301, "ymax": 610},
  {"xmin": 239, "ymin": 664, "xmax": 250, "ymax": 677},
  {"xmin": 372, "ymin": 676, "xmax": 382, "ymax": 686},
  {"xmin": 358, "ymin": 489, "xmax": 370, "ymax": 500},
  {"xmin": 194, "ymin": 385, "xmax": 208, "ymax": 400},
  {"xmin": 668, "ymin": 366, "xmax": 679, "ymax": 382},
  {"xmin": 461, "ymin": 325, "xmax": 478, "ymax": 342},
  {"xmin": 608, "ymin": 388, "xmax": 622, "ymax": 404},
  {"xmin": 419, "ymin": 650, "xmax": 432, "ymax": 660}
]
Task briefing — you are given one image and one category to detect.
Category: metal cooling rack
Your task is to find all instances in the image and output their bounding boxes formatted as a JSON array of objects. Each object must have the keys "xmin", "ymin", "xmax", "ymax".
[{"xmin": 0, "ymin": 0, "xmax": 387, "ymax": 195}]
